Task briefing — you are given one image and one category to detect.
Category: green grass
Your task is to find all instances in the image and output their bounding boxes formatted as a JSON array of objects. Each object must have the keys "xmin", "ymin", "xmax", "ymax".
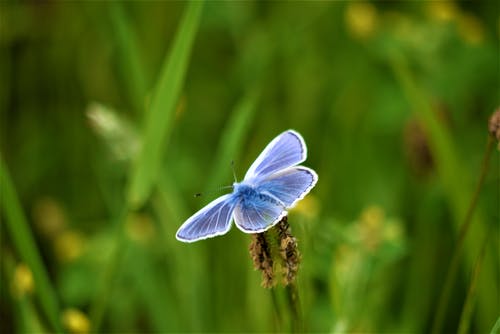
[
  {"xmin": 128, "ymin": 0, "xmax": 204, "ymax": 209},
  {"xmin": 1, "ymin": 1, "xmax": 498, "ymax": 333},
  {"xmin": 0, "ymin": 157, "xmax": 63, "ymax": 333},
  {"xmin": 391, "ymin": 52, "xmax": 498, "ymax": 334}
]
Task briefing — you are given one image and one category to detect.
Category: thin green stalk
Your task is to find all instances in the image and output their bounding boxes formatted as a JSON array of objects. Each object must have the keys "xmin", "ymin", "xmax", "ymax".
[
  {"xmin": 3, "ymin": 250, "xmax": 47, "ymax": 332},
  {"xmin": 89, "ymin": 2, "xmax": 204, "ymax": 329},
  {"xmin": 155, "ymin": 175, "xmax": 203, "ymax": 331},
  {"xmin": 128, "ymin": 0, "xmax": 204, "ymax": 208},
  {"xmin": 128, "ymin": 243, "xmax": 178, "ymax": 332},
  {"xmin": 263, "ymin": 224, "xmax": 303, "ymax": 333},
  {"xmin": 204, "ymin": 92, "xmax": 258, "ymax": 329},
  {"xmin": 88, "ymin": 207, "xmax": 129, "ymax": 332},
  {"xmin": 0, "ymin": 156, "xmax": 63, "ymax": 333},
  {"xmin": 390, "ymin": 52, "xmax": 497, "ymax": 332},
  {"xmin": 108, "ymin": 1, "xmax": 148, "ymax": 114},
  {"xmin": 270, "ymin": 288, "xmax": 283, "ymax": 332},
  {"xmin": 490, "ymin": 317, "xmax": 500, "ymax": 334},
  {"xmin": 458, "ymin": 234, "xmax": 489, "ymax": 334},
  {"xmin": 286, "ymin": 282, "xmax": 302, "ymax": 333},
  {"xmin": 432, "ymin": 136, "xmax": 494, "ymax": 334},
  {"xmin": 205, "ymin": 89, "xmax": 259, "ymax": 192}
]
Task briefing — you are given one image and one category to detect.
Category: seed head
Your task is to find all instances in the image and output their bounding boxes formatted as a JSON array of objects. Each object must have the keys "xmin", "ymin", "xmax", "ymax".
[
  {"xmin": 249, "ymin": 233, "xmax": 275, "ymax": 288},
  {"xmin": 488, "ymin": 108, "xmax": 500, "ymax": 149},
  {"xmin": 277, "ymin": 216, "xmax": 301, "ymax": 285}
]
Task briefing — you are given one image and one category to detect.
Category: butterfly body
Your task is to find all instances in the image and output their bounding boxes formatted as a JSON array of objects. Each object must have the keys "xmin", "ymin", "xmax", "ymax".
[
  {"xmin": 232, "ymin": 182, "xmax": 258, "ymax": 198},
  {"xmin": 176, "ymin": 130, "xmax": 318, "ymax": 242},
  {"xmin": 233, "ymin": 182, "xmax": 281, "ymax": 207}
]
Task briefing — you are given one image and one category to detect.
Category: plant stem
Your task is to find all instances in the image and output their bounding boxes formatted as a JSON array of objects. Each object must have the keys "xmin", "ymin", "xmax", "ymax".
[
  {"xmin": 0, "ymin": 156, "xmax": 63, "ymax": 333},
  {"xmin": 286, "ymin": 281, "xmax": 302, "ymax": 333},
  {"xmin": 432, "ymin": 136, "xmax": 495, "ymax": 334},
  {"xmin": 127, "ymin": 0, "xmax": 204, "ymax": 208},
  {"xmin": 89, "ymin": 207, "xmax": 129, "ymax": 332},
  {"xmin": 490, "ymin": 317, "xmax": 500, "ymax": 334},
  {"xmin": 458, "ymin": 234, "xmax": 489, "ymax": 334},
  {"xmin": 258, "ymin": 224, "xmax": 303, "ymax": 332},
  {"xmin": 270, "ymin": 288, "xmax": 283, "ymax": 332}
]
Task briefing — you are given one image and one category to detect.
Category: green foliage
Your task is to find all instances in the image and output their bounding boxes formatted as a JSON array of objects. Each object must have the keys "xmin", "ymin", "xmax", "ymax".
[
  {"xmin": 0, "ymin": 157, "xmax": 63, "ymax": 332},
  {"xmin": 128, "ymin": 1, "xmax": 204, "ymax": 208},
  {"xmin": 1, "ymin": 1, "xmax": 498, "ymax": 333}
]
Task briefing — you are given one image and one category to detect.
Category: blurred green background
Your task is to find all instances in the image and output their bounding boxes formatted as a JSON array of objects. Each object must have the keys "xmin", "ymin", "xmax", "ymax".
[{"xmin": 1, "ymin": 1, "xmax": 499, "ymax": 333}]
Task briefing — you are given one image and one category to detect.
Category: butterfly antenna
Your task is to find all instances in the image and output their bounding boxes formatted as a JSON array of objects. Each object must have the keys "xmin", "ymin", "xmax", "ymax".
[
  {"xmin": 194, "ymin": 185, "xmax": 233, "ymax": 198},
  {"xmin": 231, "ymin": 160, "xmax": 237, "ymax": 182},
  {"xmin": 219, "ymin": 185, "xmax": 234, "ymax": 191}
]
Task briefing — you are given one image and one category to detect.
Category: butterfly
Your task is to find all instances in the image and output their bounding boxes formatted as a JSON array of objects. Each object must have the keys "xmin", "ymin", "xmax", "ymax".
[{"xmin": 176, "ymin": 130, "xmax": 318, "ymax": 242}]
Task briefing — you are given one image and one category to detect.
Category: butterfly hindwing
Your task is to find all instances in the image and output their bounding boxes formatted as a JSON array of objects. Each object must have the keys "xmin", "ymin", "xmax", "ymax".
[
  {"xmin": 176, "ymin": 194, "xmax": 236, "ymax": 242},
  {"xmin": 257, "ymin": 166, "xmax": 318, "ymax": 208},
  {"xmin": 233, "ymin": 193, "xmax": 286, "ymax": 233},
  {"xmin": 244, "ymin": 130, "xmax": 307, "ymax": 180}
]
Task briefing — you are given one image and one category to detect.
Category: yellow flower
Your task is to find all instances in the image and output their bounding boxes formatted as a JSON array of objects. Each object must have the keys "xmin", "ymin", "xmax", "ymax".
[
  {"xmin": 426, "ymin": 1, "xmax": 459, "ymax": 22},
  {"xmin": 357, "ymin": 205, "xmax": 385, "ymax": 251},
  {"xmin": 457, "ymin": 13, "xmax": 484, "ymax": 45},
  {"xmin": 11, "ymin": 263, "xmax": 34, "ymax": 298},
  {"xmin": 62, "ymin": 308, "xmax": 90, "ymax": 334},
  {"xmin": 32, "ymin": 197, "xmax": 67, "ymax": 239},
  {"xmin": 345, "ymin": 2, "xmax": 378, "ymax": 40},
  {"xmin": 360, "ymin": 205, "xmax": 384, "ymax": 228},
  {"xmin": 54, "ymin": 230, "xmax": 86, "ymax": 263}
]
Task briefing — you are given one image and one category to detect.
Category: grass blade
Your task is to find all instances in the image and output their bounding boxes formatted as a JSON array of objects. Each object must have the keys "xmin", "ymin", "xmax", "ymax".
[
  {"xmin": 108, "ymin": 2, "xmax": 148, "ymax": 113},
  {"xmin": 0, "ymin": 155, "xmax": 63, "ymax": 333},
  {"xmin": 202, "ymin": 90, "xmax": 259, "ymax": 329},
  {"xmin": 205, "ymin": 89, "xmax": 260, "ymax": 191},
  {"xmin": 490, "ymin": 317, "xmax": 500, "ymax": 334},
  {"xmin": 88, "ymin": 207, "xmax": 129, "ymax": 332},
  {"xmin": 458, "ymin": 236, "xmax": 488, "ymax": 334},
  {"xmin": 390, "ymin": 52, "xmax": 498, "ymax": 333},
  {"xmin": 153, "ymin": 180, "xmax": 204, "ymax": 331},
  {"xmin": 433, "ymin": 136, "xmax": 495, "ymax": 334},
  {"xmin": 90, "ymin": 2, "xmax": 204, "ymax": 330},
  {"xmin": 128, "ymin": 0, "xmax": 204, "ymax": 208}
]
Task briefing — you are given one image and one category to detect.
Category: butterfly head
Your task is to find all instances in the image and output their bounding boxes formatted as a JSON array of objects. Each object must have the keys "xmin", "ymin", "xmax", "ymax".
[{"xmin": 232, "ymin": 181, "xmax": 254, "ymax": 197}]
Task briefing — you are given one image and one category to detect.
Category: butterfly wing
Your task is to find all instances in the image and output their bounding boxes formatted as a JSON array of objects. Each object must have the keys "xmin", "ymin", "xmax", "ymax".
[
  {"xmin": 257, "ymin": 166, "xmax": 318, "ymax": 208},
  {"xmin": 244, "ymin": 130, "xmax": 307, "ymax": 180},
  {"xmin": 176, "ymin": 194, "xmax": 236, "ymax": 242},
  {"xmin": 233, "ymin": 194, "xmax": 287, "ymax": 233}
]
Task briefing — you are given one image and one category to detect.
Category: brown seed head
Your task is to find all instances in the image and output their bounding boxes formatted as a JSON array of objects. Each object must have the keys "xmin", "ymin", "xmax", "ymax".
[
  {"xmin": 249, "ymin": 233, "xmax": 275, "ymax": 288},
  {"xmin": 488, "ymin": 109, "xmax": 500, "ymax": 146},
  {"xmin": 276, "ymin": 216, "xmax": 301, "ymax": 285}
]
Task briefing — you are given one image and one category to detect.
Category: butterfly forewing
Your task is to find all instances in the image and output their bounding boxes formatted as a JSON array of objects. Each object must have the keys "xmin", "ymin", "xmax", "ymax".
[
  {"xmin": 258, "ymin": 166, "xmax": 318, "ymax": 208},
  {"xmin": 176, "ymin": 194, "xmax": 236, "ymax": 242},
  {"xmin": 244, "ymin": 130, "xmax": 307, "ymax": 180}
]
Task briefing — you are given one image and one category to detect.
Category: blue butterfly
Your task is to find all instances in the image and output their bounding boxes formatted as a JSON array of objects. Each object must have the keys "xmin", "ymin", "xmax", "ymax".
[{"xmin": 176, "ymin": 130, "xmax": 318, "ymax": 242}]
